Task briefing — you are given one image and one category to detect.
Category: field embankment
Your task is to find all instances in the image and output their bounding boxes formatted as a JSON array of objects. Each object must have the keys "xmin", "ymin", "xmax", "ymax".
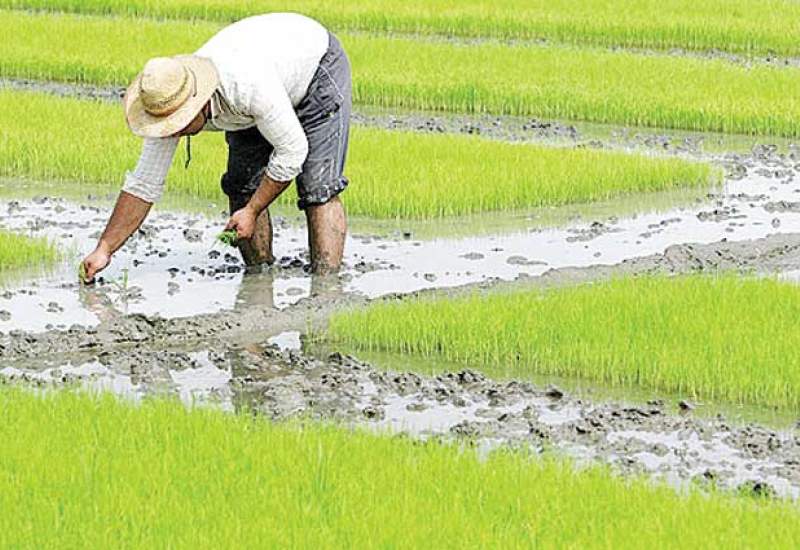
[
  {"xmin": 0, "ymin": 90, "xmax": 716, "ymax": 218},
  {"xmin": 1, "ymin": 388, "xmax": 798, "ymax": 548},
  {"xmin": 329, "ymin": 275, "xmax": 800, "ymax": 407},
  {"xmin": 4, "ymin": 0, "xmax": 800, "ymax": 57},
  {"xmin": 3, "ymin": 11, "xmax": 800, "ymax": 136}
]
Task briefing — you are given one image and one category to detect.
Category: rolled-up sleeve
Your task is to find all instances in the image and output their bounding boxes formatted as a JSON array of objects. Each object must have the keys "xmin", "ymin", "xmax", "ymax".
[
  {"xmin": 250, "ymin": 71, "xmax": 308, "ymax": 182},
  {"xmin": 122, "ymin": 136, "xmax": 180, "ymax": 203}
]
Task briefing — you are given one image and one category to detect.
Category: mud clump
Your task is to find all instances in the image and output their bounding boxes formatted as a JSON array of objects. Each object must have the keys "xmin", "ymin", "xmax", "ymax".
[
  {"xmin": 763, "ymin": 201, "xmax": 800, "ymax": 214},
  {"xmin": 566, "ymin": 221, "xmax": 622, "ymax": 243},
  {"xmin": 506, "ymin": 255, "xmax": 547, "ymax": 266}
]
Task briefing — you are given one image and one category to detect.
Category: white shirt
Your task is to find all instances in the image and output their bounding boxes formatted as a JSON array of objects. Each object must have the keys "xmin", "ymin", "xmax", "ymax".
[{"xmin": 122, "ymin": 13, "xmax": 329, "ymax": 203}]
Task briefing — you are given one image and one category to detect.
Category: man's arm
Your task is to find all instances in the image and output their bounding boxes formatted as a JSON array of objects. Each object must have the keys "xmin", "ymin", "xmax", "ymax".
[
  {"xmin": 82, "ymin": 191, "xmax": 152, "ymax": 281},
  {"xmin": 226, "ymin": 173, "xmax": 290, "ymax": 238},
  {"xmin": 81, "ymin": 136, "xmax": 177, "ymax": 282},
  {"xmin": 225, "ymin": 71, "xmax": 308, "ymax": 238}
]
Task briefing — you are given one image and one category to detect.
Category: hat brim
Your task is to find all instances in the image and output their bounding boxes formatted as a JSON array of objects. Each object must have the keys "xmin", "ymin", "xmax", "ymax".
[{"xmin": 124, "ymin": 56, "xmax": 219, "ymax": 139}]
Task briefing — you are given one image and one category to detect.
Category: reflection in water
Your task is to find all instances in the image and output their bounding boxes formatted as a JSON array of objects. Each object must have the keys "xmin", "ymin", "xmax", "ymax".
[{"xmin": 233, "ymin": 268, "xmax": 343, "ymax": 311}]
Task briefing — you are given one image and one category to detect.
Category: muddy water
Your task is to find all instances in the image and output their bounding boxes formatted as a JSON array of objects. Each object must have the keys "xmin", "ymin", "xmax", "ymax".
[
  {"xmin": 1, "ymin": 349, "xmax": 234, "ymax": 410},
  {"xmin": 2, "ymin": 146, "xmax": 800, "ymax": 333},
  {"xmin": 3, "ymin": 344, "xmax": 798, "ymax": 499}
]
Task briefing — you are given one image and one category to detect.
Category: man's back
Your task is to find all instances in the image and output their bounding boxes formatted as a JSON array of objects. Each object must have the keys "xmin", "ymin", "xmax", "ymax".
[{"xmin": 196, "ymin": 13, "xmax": 329, "ymax": 104}]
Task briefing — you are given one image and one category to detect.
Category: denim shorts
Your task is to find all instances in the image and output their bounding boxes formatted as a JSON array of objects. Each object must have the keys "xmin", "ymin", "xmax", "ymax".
[{"xmin": 221, "ymin": 32, "xmax": 352, "ymax": 210}]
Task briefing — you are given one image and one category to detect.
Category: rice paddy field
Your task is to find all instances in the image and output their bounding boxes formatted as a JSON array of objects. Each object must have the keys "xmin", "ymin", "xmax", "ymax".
[
  {"xmin": 5, "ymin": 11, "xmax": 800, "ymax": 135},
  {"xmin": 3, "ymin": 0, "xmax": 800, "ymax": 545},
  {"xmin": 1, "ymin": 90, "xmax": 717, "ymax": 217},
  {"xmin": 5, "ymin": 0, "xmax": 800, "ymax": 56}
]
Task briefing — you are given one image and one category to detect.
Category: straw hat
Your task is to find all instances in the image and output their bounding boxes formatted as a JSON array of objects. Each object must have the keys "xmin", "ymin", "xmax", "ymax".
[{"xmin": 124, "ymin": 55, "xmax": 220, "ymax": 138}]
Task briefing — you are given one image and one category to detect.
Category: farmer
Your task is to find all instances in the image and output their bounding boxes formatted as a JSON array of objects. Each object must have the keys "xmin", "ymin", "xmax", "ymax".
[{"xmin": 81, "ymin": 13, "xmax": 351, "ymax": 281}]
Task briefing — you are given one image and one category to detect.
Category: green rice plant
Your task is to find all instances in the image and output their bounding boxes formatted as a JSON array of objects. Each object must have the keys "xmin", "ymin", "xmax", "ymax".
[
  {"xmin": 0, "ymin": 388, "xmax": 799, "ymax": 547},
  {"xmin": 329, "ymin": 275, "xmax": 800, "ymax": 408},
  {"xmin": 77, "ymin": 261, "xmax": 88, "ymax": 284},
  {"xmin": 216, "ymin": 229, "xmax": 238, "ymax": 246},
  {"xmin": 4, "ymin": 0, "xmax": 800, "ymax": 57},
  {"xmin": 0, "ymin": 229, "xmax": 57, "ymax": 271},
  {"xmin": 2, "ymin": 11, "xmax": 800, "ymax": 136},
  {"xmin": 0, "ymin": 90, "xmax": 717, "ymax": 218}
]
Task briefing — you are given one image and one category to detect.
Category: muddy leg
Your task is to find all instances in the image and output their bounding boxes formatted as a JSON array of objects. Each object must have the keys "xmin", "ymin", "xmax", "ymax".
[
  {"xmin": 306, "ymin": 196, "xmax": 347, "ymax": 274},
  {"xmin": 228, "ymin": 196, "xmax": 274, "ymax": 267}
]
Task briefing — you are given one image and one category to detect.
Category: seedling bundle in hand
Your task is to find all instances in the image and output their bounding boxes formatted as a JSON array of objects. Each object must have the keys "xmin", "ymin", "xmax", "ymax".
[
  {"xmin": 216, "ymin": 229, "xmax": 238, "ymax": 247},
  {"xmin": 78, "ymin": 261, "xmax": 90, "ymax": 285}
]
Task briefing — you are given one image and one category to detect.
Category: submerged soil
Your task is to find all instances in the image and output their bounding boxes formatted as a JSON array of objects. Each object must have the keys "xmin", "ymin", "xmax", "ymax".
[{"xmin": 3, "ymin": 142, "xmax": 800, "ymax": 334}]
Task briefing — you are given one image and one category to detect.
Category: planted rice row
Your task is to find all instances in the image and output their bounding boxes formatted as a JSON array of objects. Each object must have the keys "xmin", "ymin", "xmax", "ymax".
[
  {"xmin": 329, "ymin": 275, "xmax": 800, "ymax": 408},
  {"xmin": 3, "ymin": 11, "xmax": 800, "ymax": 136},
  {"xmin": 1, "ymin": 388, "xmax": 799, "ymax": 548},
  {"xmin": 0, "ymin": 229, "xmax": 57, "ymax": 271},
  {"xmin": 0, "ymin": 90, "xmax": 717, "ymax": 219},
  {"xmin": 4, "ymin": 0, "xmax": 800, "ymax": 56}
]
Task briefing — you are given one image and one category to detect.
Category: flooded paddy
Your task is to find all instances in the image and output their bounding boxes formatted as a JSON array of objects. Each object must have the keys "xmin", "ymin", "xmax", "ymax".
[
  {"xmin": 5, "ymin": 3, "xmax": 800, "ymax": 545},
  {"xmin": 3, "ymin": 53, "xmax": 800, "ymax": 513},
  {"xmin": 2, "ymin": 140, "xmax": 800, "ymax": 501},
  {"xmin": 1, "ymin": 143, "xmax": 799, "ymax": 332}
]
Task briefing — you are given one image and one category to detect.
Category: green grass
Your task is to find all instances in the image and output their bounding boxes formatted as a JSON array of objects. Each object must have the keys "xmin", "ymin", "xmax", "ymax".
[
  {"xmin": 0, "ymin": 229, "xmax": 57, "ymax": 271},
  {"xmin": 329, "ymin": 275, "xmax": 800, "ymax": 408},
  {"xmin": 0, "ymin": 90, "xmax": 716, "ymax": 218},
  {"xmin": 3, "ymin": 11, "xmax": 800, "ymax": 136},
  {"xmin": 1, "ymin": 388, "xmax": 799, "ymax": 548},
  {"xmin": 5, "ymin": 0, "xmax": 800, "ymax": 56}
]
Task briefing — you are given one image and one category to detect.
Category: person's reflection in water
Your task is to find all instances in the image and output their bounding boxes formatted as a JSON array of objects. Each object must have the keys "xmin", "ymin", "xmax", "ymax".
[
  {"xmin": 228, "ymin": 268, "xmax": 344, "ymax": 415},
  {"xmin": 77, "ymin": 285, "xmax": 125, "ymax": 324},
  {"xmin": 233, "ymin": 266, "xmax": 276, "ymax": 311},
  {"xmin": 309, "ymin": 270, "xmax": 344, "ymax": 300},
  {"xmin": 232, "ymin": 264, "xmax": 344, "ymax": 311}
]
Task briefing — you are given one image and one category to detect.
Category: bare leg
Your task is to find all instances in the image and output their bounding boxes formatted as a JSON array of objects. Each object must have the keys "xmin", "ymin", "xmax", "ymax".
[
  {"xmin": 229, "ymin": 196, "xmax": 274, "ymax": 267},
  {"xmin": 306, "ymin": 196, "xmax": 347, "ymax": 274}
]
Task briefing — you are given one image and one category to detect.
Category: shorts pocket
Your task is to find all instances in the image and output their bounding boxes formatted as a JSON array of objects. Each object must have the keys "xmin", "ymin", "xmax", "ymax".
[{"xmin": 305, "ymin": 68, "xmax": 343, "ymax": 124}]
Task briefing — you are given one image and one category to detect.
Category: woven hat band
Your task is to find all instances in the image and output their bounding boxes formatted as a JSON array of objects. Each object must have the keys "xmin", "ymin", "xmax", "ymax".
[{"xmin": 139, "ymin": 61, "xmax": 193, "ymax": 117}]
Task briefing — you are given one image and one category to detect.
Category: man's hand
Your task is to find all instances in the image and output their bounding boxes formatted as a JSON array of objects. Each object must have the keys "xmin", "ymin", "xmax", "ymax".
[
  {"xmin": 82, "ymin": 245, "xmax": 111, "ymax": 283},
  {"xmin": 226, "ymin": 206, "xmax": 258, "ymax": 240},
  {"xmin": 81, "ymin": 190, "xmax": 151, "ymax": 283}
]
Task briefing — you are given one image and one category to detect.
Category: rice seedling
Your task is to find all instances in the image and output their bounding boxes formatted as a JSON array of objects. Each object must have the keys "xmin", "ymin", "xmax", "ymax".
[
  {"xmin": 4, "ymin": 0, "xmax": 800, "ymax": 57},
  {"xmin": 77, "ymin": 261, "xmax": 88, "ymax": 284},
  {"xmin": 0, "ymin": 229, "xmax": 57, "ymax": 271},
  {"xmin": 3, "ymin": 11, "xmax": 800, "ymax": 136},
  {"xmin": 329, "ymin": 275, "xmax": 800, "ymax": 408},
  {"xmin": 0, "ymin": 90, "xmax": 717, "ymax": 218},
  {"xmin": 216, "ymin": 229, "xmax": 238, "ymax": 246},
  {"xmin": 0, "ymin": 388, "xmax": 798, "ymax": 548}
]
